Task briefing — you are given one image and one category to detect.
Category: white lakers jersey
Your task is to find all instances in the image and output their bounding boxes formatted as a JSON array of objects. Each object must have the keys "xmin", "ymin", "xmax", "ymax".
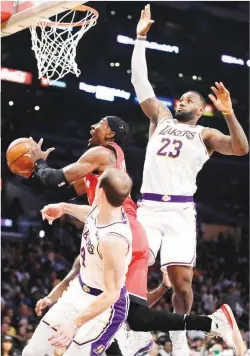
[
  {"xmin": 141, "ymin": 118, "xmax": 209, "ymax": 196},
  {"xmin": 79, "ymin": 206, "xmax": 132, "ymax": 291}
]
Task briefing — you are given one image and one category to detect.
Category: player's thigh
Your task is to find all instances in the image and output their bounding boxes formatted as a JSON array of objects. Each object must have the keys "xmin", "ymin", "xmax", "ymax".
[
  {"xmin": 137, "ymin": 205, "xmax": 163, "ymax": 266},
  {"xmin": 43, "ymin": 278, "xmax": 87, "ymax": 326},
  {"xmin": 66, "ymin": 289, "xmax": 129, "ymax": 355},
  {"xmin": 22, "ymin": 320, "xmax": 54, "ymax": 356},
  {"xmin": 160, "ymin": 204, "xmax": 197, "ymax": 271}
]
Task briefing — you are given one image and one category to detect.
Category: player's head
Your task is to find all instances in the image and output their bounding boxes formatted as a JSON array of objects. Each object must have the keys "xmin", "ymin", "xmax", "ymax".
[
  {"xmin": 88, "ymin": 116, "xmax": 130, "ymax": 147},
  {"xmin": 175, "ymin": 91, "xmax": 206, "ymax": 123},
  {"xmin": 96, "ymin": 168, "xmax": 132, "ymax": 207}
]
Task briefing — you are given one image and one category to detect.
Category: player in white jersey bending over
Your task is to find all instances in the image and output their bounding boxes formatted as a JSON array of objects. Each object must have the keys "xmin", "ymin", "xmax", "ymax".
[
  {"xmin": 131, "ymin": 5, "xmax": 249, "ymax": 356},
  {"xmin": 22, "ymin": 168, "xmax": 133, "ymax": 356}
]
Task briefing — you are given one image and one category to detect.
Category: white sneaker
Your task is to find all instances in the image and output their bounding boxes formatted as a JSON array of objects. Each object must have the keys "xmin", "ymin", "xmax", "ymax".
[
  {"xmin": 208, "ymin": 304, "xmax": 246, "ymax": 356},
  {"xmin": 169, "ymin": 330, "xmax": 190, "ymax": 356},
  {"xmin": 126, "ymin": 331, "xmax": 154, "ymax": 356}
]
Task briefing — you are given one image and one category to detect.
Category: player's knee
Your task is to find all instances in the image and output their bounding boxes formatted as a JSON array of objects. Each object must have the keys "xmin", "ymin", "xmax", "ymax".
[
  {"xmin": 168, "ymin": 266, "xmax": 193, "ymax": 293},
  {"xmin": 171, "ymin": 276, "xmax": 192, "ymax": 296},
  {"xmin": 127, "ymin": 306, "xmax": 152, "ymax": 331}
]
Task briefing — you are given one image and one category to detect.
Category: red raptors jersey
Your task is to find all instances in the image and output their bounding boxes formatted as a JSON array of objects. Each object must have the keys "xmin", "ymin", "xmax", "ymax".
[{"xmin": 84, "ymin": 142, "xmax": 137, "ymax": 217}]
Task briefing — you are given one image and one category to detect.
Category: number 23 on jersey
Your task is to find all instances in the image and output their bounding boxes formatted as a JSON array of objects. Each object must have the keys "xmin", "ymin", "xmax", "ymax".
[{"xmin": 157, "ymin": 138, "xmax": 183, "ymax": 158}]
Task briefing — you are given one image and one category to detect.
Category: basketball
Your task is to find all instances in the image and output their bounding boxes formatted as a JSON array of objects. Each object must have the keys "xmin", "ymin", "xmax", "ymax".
[{"xmin": 6, "ymin": 138, "xmax": 35, "ymax": 178}]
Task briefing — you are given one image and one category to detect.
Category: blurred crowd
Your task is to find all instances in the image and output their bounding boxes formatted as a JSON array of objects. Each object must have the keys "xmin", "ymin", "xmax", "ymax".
[
  {"xmin": 1, "ymin": 2, "xmax": 249, "ymax": 354},
  {"xmin": 1, "ymin": 196, "xmax": 249, "ymax": 355}
]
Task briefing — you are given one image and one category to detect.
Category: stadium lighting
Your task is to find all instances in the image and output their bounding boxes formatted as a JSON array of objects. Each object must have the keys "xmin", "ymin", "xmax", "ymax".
[
  {"xmin": 115, "ymin": 62, "xmax": 120, "ymax": 67},
  {"xmin": 127, "ymin": 15, "xmax": 132, "ymax": 19},
  {"xmin": 198, "ymin": 76, "xmax": 202, "ymax": 81},
  {"xmin": 247, "ymin": 60, "xmax": 250, "ymax": 67},
  {"xmin": 39, "ymin": 230, "xmax": 45, "ymax": 238},
  {"xmin": 34, "ymin": 106, "xmax": 40, "ymax": 111},
  {"xmin": 79, "ymin": 81, "xmax": 131, "ymax": 101},
  {"xmin": 111, "ymin": 11, "xmax": 115, "ymax": 15},
  {"xmin": 117, "ymin": 35, "xmax": 179, "ymax": 54},
  {"xmin": 192, "ymin": 75, "xmax": 197, "ymax": 80},
  {"xmin": 127, "ymin": 69, "xmax": 131, "ymax": 74},
  {"xmin": 110, "ymin": 62, "xmax": 114, "ymax": 67},
  {"xmin": 8, "ymin": 101, "xmax": 14, "ymax": 106},
  {"xmin": 178, "ymin": 73, "xmax": 183, "ymax": 77},
  {"xmin": 221, "ymin": 55, "xmax": 244, "ymax": 66}
]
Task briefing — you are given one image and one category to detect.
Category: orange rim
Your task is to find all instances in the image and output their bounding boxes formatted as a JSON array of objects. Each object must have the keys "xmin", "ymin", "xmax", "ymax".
[{"xmin": 38, "ymin": 5, "xmax": 99, "ymax": 28}]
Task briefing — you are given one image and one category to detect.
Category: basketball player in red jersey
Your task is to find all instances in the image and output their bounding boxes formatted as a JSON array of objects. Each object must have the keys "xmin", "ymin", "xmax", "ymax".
[
  {"xmin": 30, "ymin": 116, "xmax": 165, "ymax": 307},
  {"xmin": 29, "ymin": 117, "xmax": 246, "ymax": 356}
]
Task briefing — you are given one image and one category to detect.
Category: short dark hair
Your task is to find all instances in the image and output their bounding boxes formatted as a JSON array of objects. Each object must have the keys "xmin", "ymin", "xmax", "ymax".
[
  {"xmin": 189, "ymin": 91, "xmax": 206, "ymax": 108},
  {"xmin": 106, "ymin": 116, "xmax": 130, "ymax": 145},
  {"xmin": 99, "ymin": 168, "xmax": 132, "ymax": 207}
]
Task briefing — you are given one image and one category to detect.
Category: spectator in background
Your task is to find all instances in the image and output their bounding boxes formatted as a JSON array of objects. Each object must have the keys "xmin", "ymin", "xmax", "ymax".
[
  {"xmin": 1, "ymin": 335, "xmax": 20, "ymax": 356},
  {"xmin": 158, "ymin": 341, "xmax": 172, "ymax": 356},
  {"xmin": 224, "ymin": 285, "xmax": 244, "ymax": 319},
  {"xmin": 1, "ymin": 317, "xmax": 16, "ymax": 337}
]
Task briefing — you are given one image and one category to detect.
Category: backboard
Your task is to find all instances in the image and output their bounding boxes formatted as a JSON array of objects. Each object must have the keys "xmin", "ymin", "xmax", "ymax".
[{"xmin": 1, "ymin": 1, "xmax": 85, "ymax": 37}]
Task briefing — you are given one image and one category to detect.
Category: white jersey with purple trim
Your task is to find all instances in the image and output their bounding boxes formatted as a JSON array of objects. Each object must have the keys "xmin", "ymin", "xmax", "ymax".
[
  {"xmin": 79, "ymin": 206, "xmax": 132, "ymax": 291},
  {"xmin": 141, "ymin": 118, "xmax": 209, "ymax": 196}
]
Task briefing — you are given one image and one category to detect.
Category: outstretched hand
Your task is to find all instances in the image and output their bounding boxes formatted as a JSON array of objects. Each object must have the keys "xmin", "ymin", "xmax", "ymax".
[
  {"xmin": 41, "ymin": 203, "xmax": 64, "ymax": 225},
  {"xmin": 208, "ymin": 82, "xmax": 233, "ymax": 113},
  {"xmin": 29, "ymin": 137, "xmax": 55, "ymax": 162},
  {"xmin": 137, "ymin": 4, "xmax": 154, "ymax": 37}
]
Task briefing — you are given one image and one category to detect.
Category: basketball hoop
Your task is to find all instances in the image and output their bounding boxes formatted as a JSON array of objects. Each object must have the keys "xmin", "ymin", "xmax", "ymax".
[{"xmin": 29, "ymin": 4, "xmax": 99, "ymax": 85}]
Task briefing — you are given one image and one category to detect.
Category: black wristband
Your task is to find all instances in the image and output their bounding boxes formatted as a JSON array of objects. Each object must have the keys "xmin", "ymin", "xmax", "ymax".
[
  {"xmin": 34, "ymin": 160, "xmax": 67, "ymax": 187},
  {"xmin": 35, "ymin": 159, "xmax": 49, "ymax": 171}
]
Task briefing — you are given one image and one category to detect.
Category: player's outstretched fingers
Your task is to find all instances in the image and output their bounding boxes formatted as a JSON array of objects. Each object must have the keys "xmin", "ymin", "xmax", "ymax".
[
  {"xmin": 46, "ymin": 147, "xmax": 55, "ymax": 154},
  {"xmin": 208, "ymin": 94, "xmax": 216, "ymax": 104},
  {"xmin": 211, "ymin": 86, "xmax": 219, "ymax": 97},
  {"xmin": 38, "ymin": 138, "xmax": 44, "ymax": 148}
]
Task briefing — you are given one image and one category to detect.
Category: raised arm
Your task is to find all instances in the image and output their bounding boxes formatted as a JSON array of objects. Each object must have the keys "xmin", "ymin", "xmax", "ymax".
[
  {"xmin": 203, "ymin": 82, "xmax": 249, "ymax": 156},
  {"xmin": 131, "ymin": 5, "xmax": 172, "ymax": 137},
  {"xmin": 29, "ymin": 140, "xmax": 115, "ymax": 187}
]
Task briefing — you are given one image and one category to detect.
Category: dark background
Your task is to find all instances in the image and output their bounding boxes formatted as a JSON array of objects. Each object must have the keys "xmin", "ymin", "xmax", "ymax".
[{"xmin": 1, "ymin": 2, "xmax": 249, "ymax": 355}]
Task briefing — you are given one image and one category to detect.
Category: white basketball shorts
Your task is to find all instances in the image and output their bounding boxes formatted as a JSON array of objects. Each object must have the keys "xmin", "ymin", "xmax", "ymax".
[
  {"xmin": 137, "ymin": 200, "xmax": 197, "ymax": 270},
  {"xmin": 23, "ymin": 277, "xmax": 129, "ymax": 356}
]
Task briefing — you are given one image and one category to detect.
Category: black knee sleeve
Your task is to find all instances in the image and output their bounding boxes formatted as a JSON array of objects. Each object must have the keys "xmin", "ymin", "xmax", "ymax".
[{"xmin": 127, "ymin": 303, "xmax": 185, "ymax": 333}]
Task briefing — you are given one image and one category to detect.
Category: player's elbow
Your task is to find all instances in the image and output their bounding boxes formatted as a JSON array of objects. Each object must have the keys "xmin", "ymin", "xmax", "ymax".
[{"xmin": 233, "ymin": 145, "xmax": 249, "ymax": 156}]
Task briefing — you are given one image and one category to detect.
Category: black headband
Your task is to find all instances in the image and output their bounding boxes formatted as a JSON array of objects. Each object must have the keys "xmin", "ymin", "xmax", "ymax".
[{"xmin": 106, "ymin": 116, "xmax": 127, "ymax": 143}]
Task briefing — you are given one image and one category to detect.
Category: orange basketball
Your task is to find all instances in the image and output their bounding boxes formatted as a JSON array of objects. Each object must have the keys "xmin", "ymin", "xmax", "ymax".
[{"xmin": 6, "ymin": 138, "xmax": 35, "ymax": 178}]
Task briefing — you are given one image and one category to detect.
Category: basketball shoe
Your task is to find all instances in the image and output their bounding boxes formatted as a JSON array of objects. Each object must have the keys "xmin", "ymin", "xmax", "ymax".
[{"xmin": 208, "ymin": 304, "xmax": 246, "ymax": 356}]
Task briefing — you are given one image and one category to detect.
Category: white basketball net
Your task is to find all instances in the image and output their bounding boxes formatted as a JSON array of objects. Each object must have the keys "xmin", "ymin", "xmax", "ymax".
[{"xmin": 29, "ymin": 8, "xmax": 97, "ymax": 85}]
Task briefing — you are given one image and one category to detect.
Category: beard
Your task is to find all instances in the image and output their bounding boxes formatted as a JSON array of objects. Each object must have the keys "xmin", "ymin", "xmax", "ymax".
[{"xmin": 175, "ymin": 110, "xmax": 195, "ymax": 122}]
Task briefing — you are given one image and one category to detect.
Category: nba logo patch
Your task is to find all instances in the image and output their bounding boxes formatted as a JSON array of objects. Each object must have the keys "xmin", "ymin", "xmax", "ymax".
[{"xmin": 93, "ymin": 344, "xmax": 105, "ymax": 354}]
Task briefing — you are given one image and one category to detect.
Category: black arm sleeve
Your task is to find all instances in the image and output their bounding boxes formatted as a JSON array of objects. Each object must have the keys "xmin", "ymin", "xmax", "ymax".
[{"xmin": 34, "ymin": 159, "xmax": 68, "ymax": 187}]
